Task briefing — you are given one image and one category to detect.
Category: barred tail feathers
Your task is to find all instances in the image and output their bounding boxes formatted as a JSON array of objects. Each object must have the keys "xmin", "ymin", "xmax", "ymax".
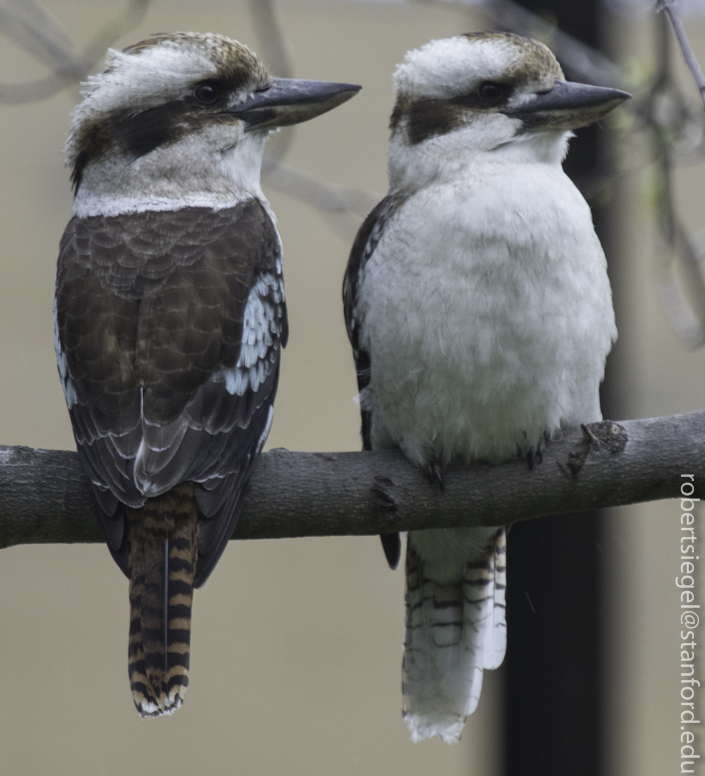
[
  {"xmin": 476, "ymin": 528, "xmax": 507, "ymax": 669},
  {"xmin": 402, "ymin": 527, "xmax": 506, "ymax": 743},
  {"xmin": 127, "ymin": 483, "xmax": 199, "ymax": 718}
]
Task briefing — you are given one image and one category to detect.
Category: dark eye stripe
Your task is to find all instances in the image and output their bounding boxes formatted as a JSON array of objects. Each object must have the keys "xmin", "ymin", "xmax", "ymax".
[
  {"xmin": 391, "ymin": 82, "xmax": 513, "ymax": 146},
  {"xmin": 450, "ymin": 82, "xmax": 511, "ymax": 109}
]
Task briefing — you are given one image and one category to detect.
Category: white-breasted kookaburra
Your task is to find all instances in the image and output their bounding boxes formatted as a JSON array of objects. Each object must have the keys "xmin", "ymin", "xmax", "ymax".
[
  {"xmin": 54, "ymin": 32, "xmax": 360, "ymax": 717},
  {"xmin": 343, "ymin": 32, "xmax": 628, "ymax": 743}
]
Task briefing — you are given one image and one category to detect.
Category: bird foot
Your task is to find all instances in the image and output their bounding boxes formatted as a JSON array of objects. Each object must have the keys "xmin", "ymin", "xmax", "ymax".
[
  {"xmin": 525, "ymin": 433, "xmax": 550, "ymax": 470},
  {"xmin": 425, "ymin": 462, "xmax": 445, "ymax": 491}
]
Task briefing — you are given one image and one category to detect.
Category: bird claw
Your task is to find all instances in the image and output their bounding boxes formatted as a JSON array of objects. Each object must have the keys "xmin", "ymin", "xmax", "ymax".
[
  {"xmin": 526, "ymin": 437, "xmax": 548, "ymax": 470},
  {"xmin": 427, "ymin": 462, "xmax": 445, "ymax": 491}
]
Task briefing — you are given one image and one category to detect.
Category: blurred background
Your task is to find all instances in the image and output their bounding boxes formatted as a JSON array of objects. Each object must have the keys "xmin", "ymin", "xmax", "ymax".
[{"xmin": 0, "ymin": 0, "xmax": 704, "ymax": 774}]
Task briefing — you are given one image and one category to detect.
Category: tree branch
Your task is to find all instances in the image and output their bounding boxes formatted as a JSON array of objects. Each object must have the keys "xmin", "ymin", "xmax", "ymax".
[
  {"xmin": 659, "ymin": 0, "xmax": 705, "ymax": 110},
  {"xmin": 0, "ymin": 0, "xmax": 150, "ymax": 103},
  {"xmin": 1, "ymin": 411, "xmax": 703, "ymax": 549}
]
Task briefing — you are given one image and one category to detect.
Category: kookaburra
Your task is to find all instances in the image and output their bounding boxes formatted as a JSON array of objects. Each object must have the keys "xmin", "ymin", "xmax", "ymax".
[
  {"xmin": 55, "ymin": 32, "xmax": 359, "ymax": 717},
  {"xmin": 343, "ymin": 32, "xmax": 628, "ymax": 743}
]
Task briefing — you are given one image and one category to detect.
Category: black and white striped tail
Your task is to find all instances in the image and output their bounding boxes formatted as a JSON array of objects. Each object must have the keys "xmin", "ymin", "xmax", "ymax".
[
  {"xmin": 402, "ymin": 528, "xmax": 507, "ymax": 743},
  {"xmin": 126, "ymin": 483, "xmax": 199, "ymax": 717}
]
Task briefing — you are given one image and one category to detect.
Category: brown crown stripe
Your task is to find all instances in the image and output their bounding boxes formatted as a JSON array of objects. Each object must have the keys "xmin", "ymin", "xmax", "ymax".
[
  {"xmin": 390, "ymin": 36, "xmax": 563, "ymax": 145},
  {"xmin": 72, "ymin": 34, "xmax": 268, "ymax": 189}
]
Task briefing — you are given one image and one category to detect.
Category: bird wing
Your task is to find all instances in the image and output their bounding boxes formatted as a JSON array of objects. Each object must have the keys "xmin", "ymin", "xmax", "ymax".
[
  {"xmin": 55, "ymin": 201, "xmax": 287, "ymax": 586},
  {"xmin": 343, "ymin": 194, "xmax": 401, "ymax": 450},
  {"xmin": 343, "ymin": 193, "xmax": 402, "ymax": 567}
]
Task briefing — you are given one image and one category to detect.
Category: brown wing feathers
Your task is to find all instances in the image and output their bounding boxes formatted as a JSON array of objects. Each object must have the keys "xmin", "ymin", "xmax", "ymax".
[{"xmin": 56, "ymin": 201, "xmax": 284, "ymax": 716}]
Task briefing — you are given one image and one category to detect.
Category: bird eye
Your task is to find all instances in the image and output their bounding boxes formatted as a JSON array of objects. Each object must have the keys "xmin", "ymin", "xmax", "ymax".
[
  {"xmin": 193, "ymin": 81, "xmax": 220, "ymax": 105},
  {"xmin": 477, "ymin": 82, "xmax": 505, "ymax": 104}
]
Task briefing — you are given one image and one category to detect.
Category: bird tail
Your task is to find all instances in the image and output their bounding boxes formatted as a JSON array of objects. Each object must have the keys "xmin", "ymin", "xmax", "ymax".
[
  {"xmin": 126, "ymin": 483, "xmax": 199, "ymax": 718},
  {"xmin": 402, "ymin": 528, "xmax": 506, "ymax": 743}
]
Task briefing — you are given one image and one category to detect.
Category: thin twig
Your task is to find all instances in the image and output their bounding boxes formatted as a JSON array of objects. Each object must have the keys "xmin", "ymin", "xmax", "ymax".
[
  {"xmin": 0, "ymin": 0, "xmax": 150, "ymax": 103},
  {"xmin": 659, "ymin": 0, "xmax": 705, "ymax": 109},
  {"xmin": 651, "ymin": 11, "xmax": 705, "ymax": 347},
  {"xmin": 262, "ymin": 156, "xmax": 380, "ymax": 241}
]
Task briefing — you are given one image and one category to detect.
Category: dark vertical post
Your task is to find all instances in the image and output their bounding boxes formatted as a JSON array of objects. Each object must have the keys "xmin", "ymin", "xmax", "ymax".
[{"xmin": 499, "ymin": 3, "xmax": 615, "ymax": 775}]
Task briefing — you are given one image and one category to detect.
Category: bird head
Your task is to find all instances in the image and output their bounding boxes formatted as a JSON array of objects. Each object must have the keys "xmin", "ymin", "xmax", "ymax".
[
  {"xmin": 388, "ymin": 32, "xmax": 629, "ymax": 190},
  {"xmin": 67, "ymin": 32, "xmax": 360, "ymax": 215}
]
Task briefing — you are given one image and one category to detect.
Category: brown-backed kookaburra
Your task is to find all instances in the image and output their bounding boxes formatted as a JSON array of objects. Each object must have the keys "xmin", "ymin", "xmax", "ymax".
[
  {"xmin": 343, "ymin": 32, "xmax": 628, "ymax": 742},
  {"xmin": 55, "ymin": 32, "xmax": 359, "ymax": 717}
]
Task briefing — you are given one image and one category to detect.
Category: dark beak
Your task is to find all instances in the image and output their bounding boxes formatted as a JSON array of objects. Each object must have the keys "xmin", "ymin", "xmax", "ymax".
[
  {"xmin": 503, "ymin": 80, "xmax": 631, "ymax": 131},
  {"xmin": 228, "ymin": 78, "xmax": 361, "ymax": 130}
]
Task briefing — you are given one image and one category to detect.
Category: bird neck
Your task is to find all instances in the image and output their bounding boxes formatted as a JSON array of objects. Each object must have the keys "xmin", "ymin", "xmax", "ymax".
[
  {"xmin": 72, "ymin": 130, "xmax": 269, "ymax": 218},
  {"xmin": 387, "ymin": 127, "xmax": 571, "ymax": 196}
]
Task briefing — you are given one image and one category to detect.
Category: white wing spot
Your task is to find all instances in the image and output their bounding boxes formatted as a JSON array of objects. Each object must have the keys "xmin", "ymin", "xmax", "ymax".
[{"xmin": 220, "ymin": 273, "xmax": 284, "ymax": 396}]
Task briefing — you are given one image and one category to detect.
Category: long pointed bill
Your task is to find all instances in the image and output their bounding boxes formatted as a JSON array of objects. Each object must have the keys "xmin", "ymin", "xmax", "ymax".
[
  {"xmin": 504, "ymin": 80, "xmax": 631, "ymax": 132},
  {"xmin": 228, "ymin": 78, "xmax": 361, "ymax": 130}
]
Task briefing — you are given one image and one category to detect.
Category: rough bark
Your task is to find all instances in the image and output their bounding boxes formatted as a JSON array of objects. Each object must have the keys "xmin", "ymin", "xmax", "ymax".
[{"xmin": 1, "ymin": 411, "xmax": 703, "ymax": 549}]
